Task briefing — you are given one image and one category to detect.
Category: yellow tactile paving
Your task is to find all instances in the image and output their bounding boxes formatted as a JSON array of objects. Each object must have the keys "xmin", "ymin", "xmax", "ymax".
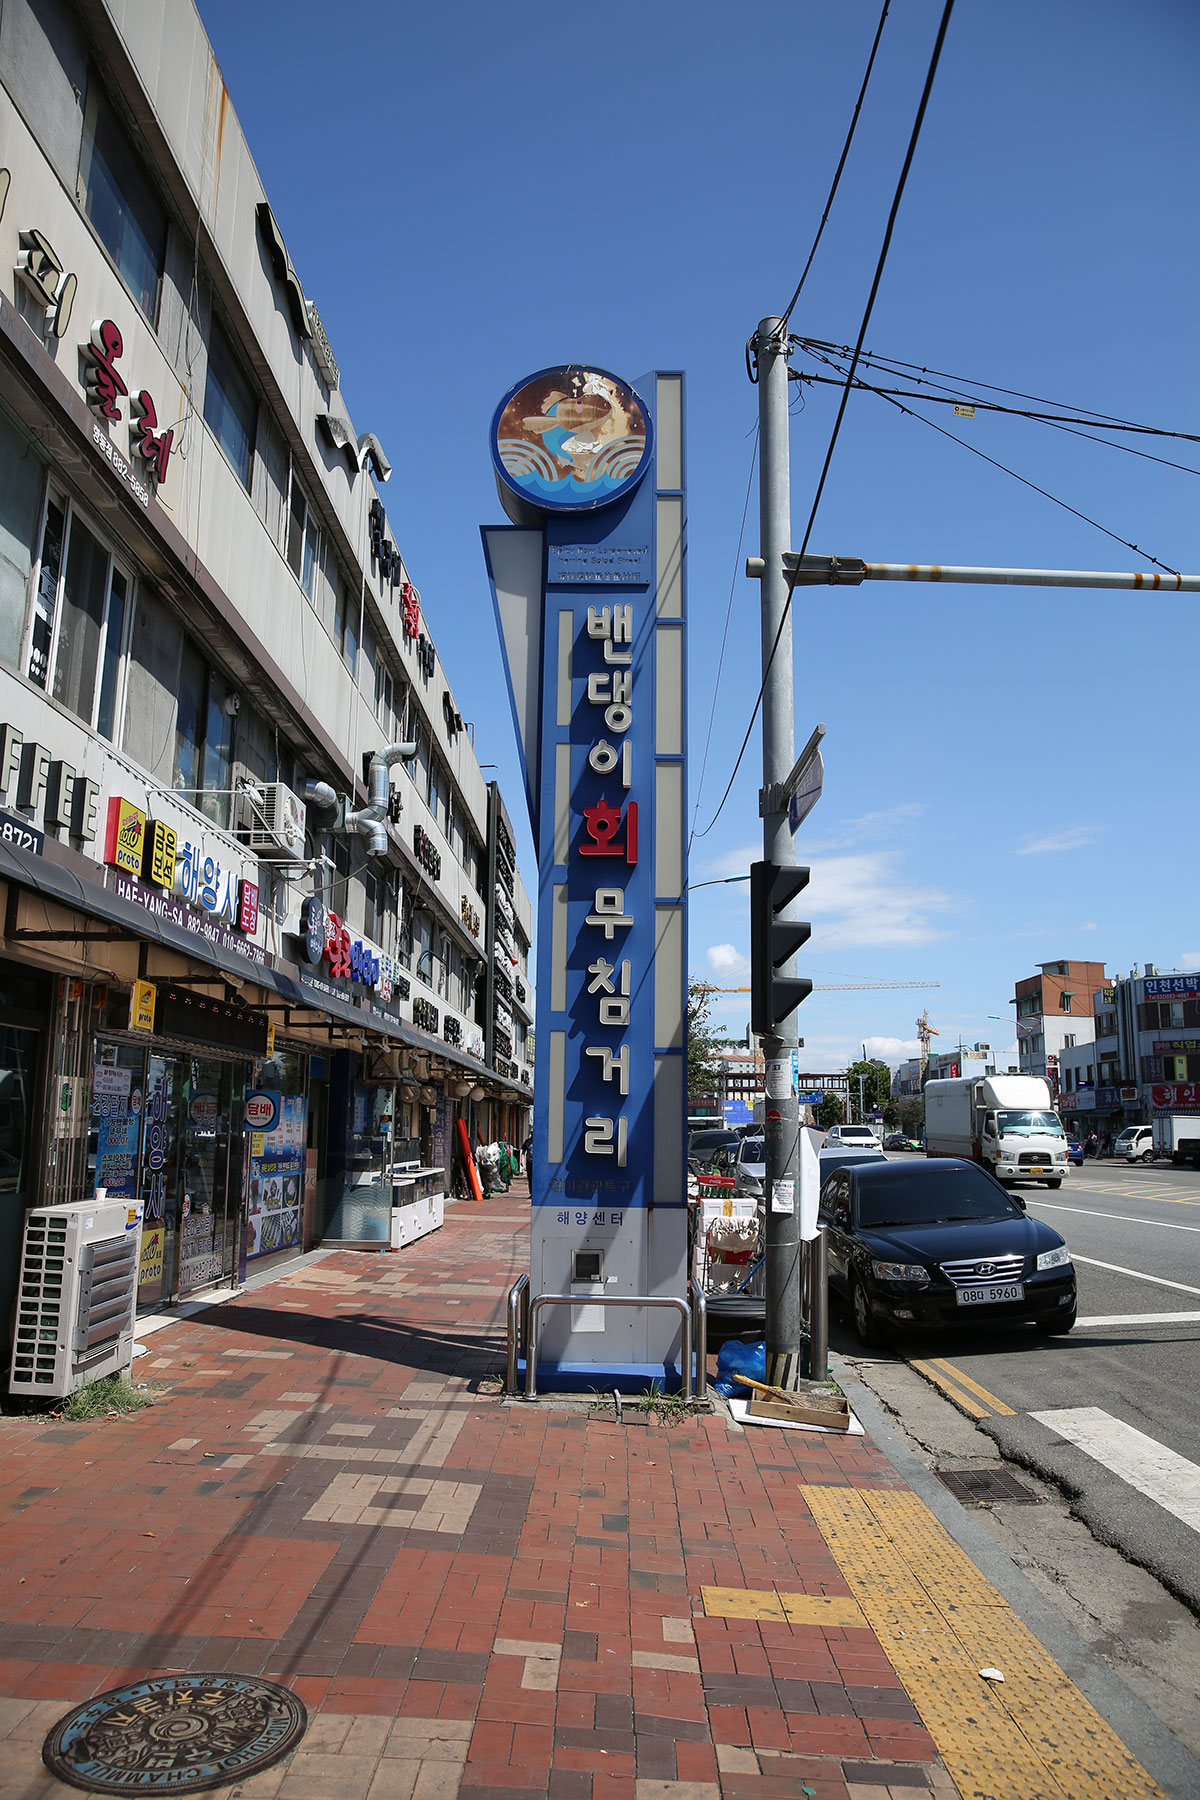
[
  {"xmin": 699, "ymin": 1585, "xmax": 865, "ymax": 1627},
  {"xmin": 802, "ymin": 1485, "xmax": 1164, "ymax": 1800}
]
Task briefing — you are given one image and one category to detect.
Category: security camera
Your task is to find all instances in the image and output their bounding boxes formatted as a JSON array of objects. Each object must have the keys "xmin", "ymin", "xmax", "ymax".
[{"xmin": 223, "ymin": 692, "xmax": 241, "ymax": 716}]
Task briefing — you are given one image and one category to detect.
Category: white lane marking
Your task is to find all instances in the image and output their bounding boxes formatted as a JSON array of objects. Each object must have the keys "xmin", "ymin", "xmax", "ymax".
[
  {"xmin": 1075, "ymin": 1311, "xmax": 1200, "ymax": 1327},
  {"xmin": 1030, "ymin": 1405, "xmax": 1200, "ymax": 1534},
  {"xmin": 1069, "ymin": 1254, "xmax": 1200, "ymax": 1297},
  {"xmin": 1031, "ymin": 1200, "xmax": 1200, "ymax": 1234}
]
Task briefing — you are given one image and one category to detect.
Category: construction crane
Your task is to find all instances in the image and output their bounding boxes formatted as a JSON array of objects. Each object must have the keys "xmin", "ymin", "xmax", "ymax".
[
  {"xmin": 916, "ymin": 1007, "xmax": 939, "ymax": 1083},
  {"xmin": 694, "ymin": 979, "xmax": 940, "ymax": 995}
]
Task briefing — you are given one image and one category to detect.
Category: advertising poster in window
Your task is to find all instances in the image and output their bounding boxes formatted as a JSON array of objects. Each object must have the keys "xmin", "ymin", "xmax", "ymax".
[
  {"xmin": 90, "ymin": 1063, "xmax": 142, "ymax": 1202},
  {"xmin": 430, "ymin": 1097, "xmax": 452, "ymax": 1177},
  {"xmin": 246, "ymin": 1092, "xmax": 305, "ymax": 1257}
]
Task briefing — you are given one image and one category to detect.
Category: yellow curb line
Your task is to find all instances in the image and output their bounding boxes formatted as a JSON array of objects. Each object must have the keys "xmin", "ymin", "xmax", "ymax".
[
  {"xmin": 802, "ymin": 1483, "xmax": 1164, "ymax": 1800},
  {"xmin": 909, "ymin": 1355, "xmax": 1015, "ymax": 1417}
]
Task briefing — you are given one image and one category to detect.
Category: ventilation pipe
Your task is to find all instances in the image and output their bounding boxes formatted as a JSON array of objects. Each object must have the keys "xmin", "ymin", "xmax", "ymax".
[{"xmin": 344, "ymin": 741, "xmax": 417, "ymax": 856}]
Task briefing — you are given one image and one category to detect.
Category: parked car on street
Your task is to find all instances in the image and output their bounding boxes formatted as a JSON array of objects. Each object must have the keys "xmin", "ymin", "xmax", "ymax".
[
  {"xmin": 825, "ymin": 1123, "xmax": 882, "ymax": 1150},
  {"xmin": 688, "ymin": 1127, "xmax": 740, "ymax": 1164},
  {"xmin": 818, "ymin": 1157, "xmax": 1076, "ymax": 1345},
  {"xmin": 1115, "ymin": 1125, "xmax": 1153, "ymax": 1163},
  {"xmin": 1065, "ymin": 1136, "xmax": 1084, "ymax": 1166}
]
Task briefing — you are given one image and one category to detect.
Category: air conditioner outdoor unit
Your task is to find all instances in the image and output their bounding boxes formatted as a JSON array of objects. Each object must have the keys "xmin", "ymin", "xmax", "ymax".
[
  {"xmin": 238, "ymin": 781, "xmax": 307, "ymax": 856},
  {"xmin": 9, "ymin": 1198, "xmax": 141, "ymax": 1398},
  {"xmin": 363, "ymin": 1047, "xmax": 403, "ymax": 1084}
]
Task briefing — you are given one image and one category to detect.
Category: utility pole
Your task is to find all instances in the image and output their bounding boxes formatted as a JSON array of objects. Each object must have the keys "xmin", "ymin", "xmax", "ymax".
[{"xmin": 755, "ymin": 316, "xmax": 803, "ymax": 1387}]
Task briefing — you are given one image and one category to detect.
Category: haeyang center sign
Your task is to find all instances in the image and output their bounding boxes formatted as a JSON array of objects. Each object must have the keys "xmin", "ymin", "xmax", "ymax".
[{"xmin": 483, "ymin": 366, "xmax": 688, "ymax": 1385}]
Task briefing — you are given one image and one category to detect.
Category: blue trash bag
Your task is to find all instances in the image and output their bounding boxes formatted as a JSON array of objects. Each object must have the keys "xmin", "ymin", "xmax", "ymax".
[{"xmin": 714, "ymin": 1339, "xmax": 766, "ymax": 1397}]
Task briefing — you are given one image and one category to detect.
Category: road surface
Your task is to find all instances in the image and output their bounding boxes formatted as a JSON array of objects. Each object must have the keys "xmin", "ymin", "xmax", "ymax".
[{"xmin": 831, "ymin": 1157, "xmax": 1200, "ymax": 1609}]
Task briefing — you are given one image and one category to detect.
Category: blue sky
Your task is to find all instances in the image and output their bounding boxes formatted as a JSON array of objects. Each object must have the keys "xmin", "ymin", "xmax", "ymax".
[{"xmin": 197, "ymin": 0, "xmax": 1200, "ymax": 1068}]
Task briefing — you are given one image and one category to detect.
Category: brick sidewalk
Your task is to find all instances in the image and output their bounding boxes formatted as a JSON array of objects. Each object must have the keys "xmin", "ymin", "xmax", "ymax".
[{"xmin": 0, "ymin": 1189, "xmax": 1056, "ymax": 1798}]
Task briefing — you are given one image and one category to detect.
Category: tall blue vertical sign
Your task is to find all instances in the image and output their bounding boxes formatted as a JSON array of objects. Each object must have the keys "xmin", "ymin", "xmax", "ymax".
[{"xmin": 483, "ymin": 368, "xmax": 688, "ymax": 1385}]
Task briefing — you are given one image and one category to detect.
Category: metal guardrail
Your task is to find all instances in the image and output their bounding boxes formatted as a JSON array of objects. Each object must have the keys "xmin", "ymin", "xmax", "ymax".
[
  {"xmin": 688, "ymin": 1277, "xmax": 708, "ymax": 1401},
  {"xmin": 506, "ymin": 1273, "xmax": 529, "ymax": 1396},
  {"xmin": 505, "ymin": 1277, "xmax": 709, "ymax": 1401}
]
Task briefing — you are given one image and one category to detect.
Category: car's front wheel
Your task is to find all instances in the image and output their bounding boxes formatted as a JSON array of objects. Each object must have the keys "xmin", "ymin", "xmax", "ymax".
[
  {"xmin": 852, "ymin": 1277, "xmax": 885, "ymax": 1348},
  {"xmin": 1036, "ymin": 1306, "xmax": 1076, "ymax": 1335},
  {"xmin": 1046, "ymin": 1178, "xmax": 1062, "ymax": 1189},
  {"xmin": 1141, "ymin": 1150, "xmax": 1155, "ymax": 1164}
]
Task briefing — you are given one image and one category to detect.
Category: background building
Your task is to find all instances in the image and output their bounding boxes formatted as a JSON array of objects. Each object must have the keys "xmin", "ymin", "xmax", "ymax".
[
  {"xmin": 1013, "ymin": 959, "xmax": 1106, "ymax": 1097},
  {"xmin": 0, "ymin": 0, "xmax": 530, "ymax": 1343},
  {"xmin": 1059, "ymin": 963, "xmax": 1200, "ymax": 1139}
]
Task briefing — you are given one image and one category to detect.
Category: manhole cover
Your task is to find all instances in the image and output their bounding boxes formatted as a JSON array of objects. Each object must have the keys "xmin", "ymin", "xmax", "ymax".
[
  {"xmin": 937, "ymin": 1466, "xmax": 1039, "ymax": 1505},
  {"xmin": 43, "ymin": 1673, "xmax": 307, "ymax": 1795}
]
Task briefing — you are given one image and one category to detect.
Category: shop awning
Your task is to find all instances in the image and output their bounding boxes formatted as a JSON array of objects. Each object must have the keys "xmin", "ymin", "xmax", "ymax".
[
  {"xmin": 1, "ymin": 838, "xmax": 531, "ymax": 1099},
  {"xmin": 1, "ymin": 836, "xmax": 290, "ymax": 996}
]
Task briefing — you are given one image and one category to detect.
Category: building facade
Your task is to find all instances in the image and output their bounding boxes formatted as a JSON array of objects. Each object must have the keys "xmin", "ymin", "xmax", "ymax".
[
  {"xmin": 1013, "ymin": 959, "xmax": 1106, "ymax": 1096},
  {"xmin": 891, "ymin": 1044, "xmax": 1012, "ymax": 1101},
  {"xmin": 1058, "ymin": 964, "xmax": 1200, "ymax": 1138},
  {"xmin": 0, "ymin": 0, "xmax": 530, "ymax": 1349}
]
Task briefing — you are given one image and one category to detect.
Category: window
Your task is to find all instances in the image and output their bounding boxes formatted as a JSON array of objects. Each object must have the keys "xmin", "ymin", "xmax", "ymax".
[
  {"xmin": 173, "ymin": 639, "xmax": 233, "ymax": 826},
  {"xmin": 77, "ymin": 82, "xmax": 165, "ymax": 322},
  {"xmin": 286, "ymin": 471, "xmax": 323, "ymax": 603},
  {"xmin": 333, "ymin": 568, "xmax": 359, "ymax": 670},
  {"xmin": 362, "ymin": 869, "xmax": 379, "ymax": 944},
  {"xmin": 0, "ymin": 403, "xmax": 45, "ymax": 671},
  {"xmin": 427, "ymin": 756, "xmax": 447, "ymax": 833},
  {"xmin": 204, "ymin": 323, "xmax": 257, "ymax": 489},
  {"xmin": 1063, "ymin": 1034, "xmax": 1075, "ymax": 1049},
  {"xmin": 26, "ymin": 493, "xmax": 130, "ymax": 738}
]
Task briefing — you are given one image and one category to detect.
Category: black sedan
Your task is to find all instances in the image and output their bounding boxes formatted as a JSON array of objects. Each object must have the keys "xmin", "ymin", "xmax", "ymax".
[{"xmin": 819, "ymin": 1157, "xmax": 1076, "ymax": 1344}]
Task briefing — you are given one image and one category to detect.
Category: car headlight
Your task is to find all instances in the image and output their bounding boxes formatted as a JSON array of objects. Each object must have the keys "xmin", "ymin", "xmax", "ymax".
[
  {"xmin": 1037, "ymin": 1245, "xmax": 1071, "ymax": 1271},
  {"xmin": 870, "ymin": 1260, "xmax": 930, "ymax": 1284}
]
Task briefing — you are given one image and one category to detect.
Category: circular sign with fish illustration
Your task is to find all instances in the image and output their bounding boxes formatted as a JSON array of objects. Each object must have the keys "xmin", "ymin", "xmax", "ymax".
[{"xmin": 491, "ymin": 365, "xmax": 652, "ymax": 513}]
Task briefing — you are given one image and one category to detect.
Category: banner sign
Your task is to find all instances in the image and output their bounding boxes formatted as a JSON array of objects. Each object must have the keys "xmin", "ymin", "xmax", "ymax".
[{"xmin": 484, "ymin": 366, "xmax": 687, "ymax": 1376}]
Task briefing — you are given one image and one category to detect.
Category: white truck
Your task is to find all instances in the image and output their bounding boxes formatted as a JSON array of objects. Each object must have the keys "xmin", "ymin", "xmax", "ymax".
[
  {"xmin": 924, "ymin": 1073, "xmax": 1069, "ymax": 1188},
  {"xmin": 1153, "ymin": 1115, "xmax": 1200, "ymax": 1167}
]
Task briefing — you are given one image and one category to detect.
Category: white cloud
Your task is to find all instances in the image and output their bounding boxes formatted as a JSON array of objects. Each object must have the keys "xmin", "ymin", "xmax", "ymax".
[
  {"xmin": 699, "ymin": 842, "xmax": 758, "ymax": 882},
  {"xmin": 1179, "ymin": 952, "xmax": 1200, "ymax": 971},
  {"xmin": 1016, "ymin": 824, "xmax": 1104, "ymax": 855},
  {"xmin": 806, "ymin": 852, "xmax": 955, "ymax": 948},
  {"xmin": 806, "ymin": 801, "xmax": 927, "ymax": 854},
  {"xmin": 1078, "ymin": 921, "xmax": 1098, "ymax": 931},
  {"xmin": 863, "ymin": 1036, "xmax": 921, "ymax": 1063},
  {"xmin": 706, "ymin": 943, "xmax": 749, "ymax": 982}
]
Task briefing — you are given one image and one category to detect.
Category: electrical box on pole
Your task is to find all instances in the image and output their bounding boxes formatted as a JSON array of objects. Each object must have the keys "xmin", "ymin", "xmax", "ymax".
[{"xmin": 750, "ymin": 860, "xmax": 813, "ymax": 1035}]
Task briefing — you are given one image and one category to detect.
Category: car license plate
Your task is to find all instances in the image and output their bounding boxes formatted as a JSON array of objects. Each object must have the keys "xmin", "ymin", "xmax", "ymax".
[
  {"xmin": 1027, "ymin": 1165, "xmax": 1046, "ymax": 1175},
  {"xmin": 956, "ymin": 1283, "xmax": 1024, "ymax": 1306}
]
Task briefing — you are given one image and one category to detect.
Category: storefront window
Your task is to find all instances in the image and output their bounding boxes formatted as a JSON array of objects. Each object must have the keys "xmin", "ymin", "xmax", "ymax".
[
  {"xmin": 137, "ymin": 1054, "xmax": 182, "ymax": 1308},
  {"xmin": 245, "ymin": 1052, "xmax": 306, "ymax": 1261},
  {"xmin": 177, "ymin": 1059, "xmax": 241, "ymax": 1296}
]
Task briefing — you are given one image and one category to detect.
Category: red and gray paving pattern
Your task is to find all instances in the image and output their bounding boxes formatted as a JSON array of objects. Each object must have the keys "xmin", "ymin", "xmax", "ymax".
[{"xmin": 0, "ymin": 1187, "xmax": 1155, "ymax": 1799}]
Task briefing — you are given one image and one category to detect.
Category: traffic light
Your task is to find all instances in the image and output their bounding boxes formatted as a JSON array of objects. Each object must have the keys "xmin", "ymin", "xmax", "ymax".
[{"xmin": 750, "ymin": 860, "xmax": 813, "ymax": 1035}]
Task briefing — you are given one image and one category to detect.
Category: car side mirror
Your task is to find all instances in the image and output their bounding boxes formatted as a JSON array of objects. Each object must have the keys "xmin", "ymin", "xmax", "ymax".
[{"xmin": 1012, "ymin": 1193, "xmax": 1027, "ymax": 1213}]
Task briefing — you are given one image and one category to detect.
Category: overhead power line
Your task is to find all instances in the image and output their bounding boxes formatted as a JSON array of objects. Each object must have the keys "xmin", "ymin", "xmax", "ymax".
[
  {"xmin": 777, "ymin": 0, "xmax": 891, "ymax": 333},
  {"xmin": 697, "ymin": 0, "xmax": 956, "ymax": 841}
]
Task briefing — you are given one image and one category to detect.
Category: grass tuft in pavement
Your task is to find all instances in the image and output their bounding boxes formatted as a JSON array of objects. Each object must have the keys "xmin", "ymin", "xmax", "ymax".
[{"xmin": 59, "ymin": 1374, "xmax": 158, "ymax": 1422}]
